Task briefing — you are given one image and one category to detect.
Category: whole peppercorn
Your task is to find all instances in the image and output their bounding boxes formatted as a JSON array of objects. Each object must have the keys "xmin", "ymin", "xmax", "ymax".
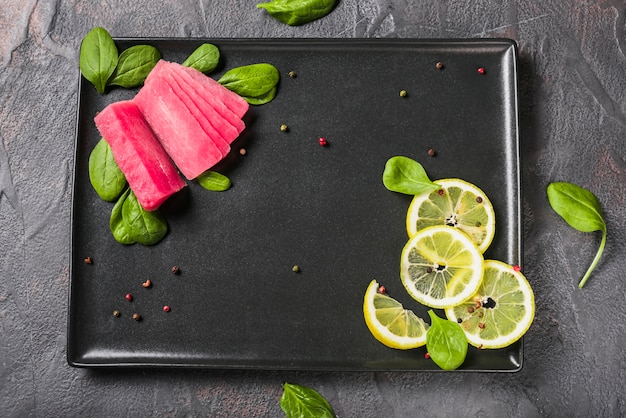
[
  {"xmin": 132, "ymin": 313, "xmax": 142, "ymax": 321},
  {"xmin": 435, "ymin": 61, "xmax": 444, "ymax": 70},
  {"xmin": 292, "ymin": 265, "xmax": 300, "ymax": 273},
  {"xmin": 163, "ymin": 305, "xmax": 171, "ymax": 313},
  {"xmin": 125, "ymin": 293, "xmax": 133, "ymax": 302},
  {"xmin": 318, "ymin": 137, "xmax": 328, "ymax": 146},
  {"xmin": 171, "ymin": 266, "xmax": 180, "ymax": 275},
  {"xmin": 427, "ymin": 148, "xmax": 436, "ymax": 157},
  {"xmin": 280, "ymin": 124, "xmax": 288, "ymax": 132},
  {"xmin": 288, "ymin": 70, "xmax": 297, "ymax": 78},
  {"xmin": 113, "ymin": 310, "xmax": 121, "ymax": 317},
  {"xmin": 399, "ymin": 89, "xmax": 407, "ymax": 97},
  {"xmin": 83, "ymin": 256, "xmax": 93, "ymax": 264}
]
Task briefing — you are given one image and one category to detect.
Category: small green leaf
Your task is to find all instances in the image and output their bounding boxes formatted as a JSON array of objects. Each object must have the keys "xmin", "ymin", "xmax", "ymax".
[
  {"xmin": 547, "ymin": 182, "xmax": 607, "ymax": 288},
  {"xmin": 110, "ymin": 188, "xmax": 135, "ymax": 245},
  {"xmin": 108, "ymin": 45, "xmax": 161, "ymax": 88},
  {"xmin": 382, "ymin": 156, "xmax": 440, "ymax": 195},
  {"xmin": 182, "ymin": 43, "xmax": 220, "ymax": 74},
  {"xmin": 257, "ymin": 0, "xmax": 337, "ymax": 26},
  {"xmin": 280, "ymin": 383, "xmax": 335, "ymax": 418},
  {"xmin": 121, "ymin": 190, "xmax": 168, "ymax": 246},
  {"xmin": 218, "ymin": 63, "xmax": 280, "ymax": 104},
  {"xmin": 79, "ymin": 27, "xmax": 118, "ymax": 93},
  {"xmin": 197, "ymin": 171, "xmax": 231, "ymax": 191},
  {"xmin": 243, "ymin": 86, "xmax": 277, "ymax": 105},
  {"xmin": 88, "ymin": 138, "xmax": 127, "ymax": 201},
  {"xmin": 426, "ymin": 310, "xmax": 468, "ymax": 370}
]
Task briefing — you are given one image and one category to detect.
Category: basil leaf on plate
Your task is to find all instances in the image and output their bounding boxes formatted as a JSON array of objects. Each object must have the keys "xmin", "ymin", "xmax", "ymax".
[
  {"xmin": 110, "ymin": 188, "xmax": 135, "ymax": 245},
  {"xmin": 217, "ymin": 63, "xmax": 280, "ymax": 104},
  {"xmin": 426, "ymin": 310, "xmax": 468, "ymax": 370},
  {"xmin": 257, "ymin": 0, "xmax": 337, "ymax": 26},
  {"xmin": 182, "ymin": 43, "xmax": 220, "ymax": 74},
  {"xmin": 108, "ymin": 45, "xmax": 161, "ymax": 88},
  {"xmin": 280, "ymin": 382, "xmax": 335, "ymax": 418},
  {"xmin": 197, "ymin": 171, "xmax": 231, "ymax": 192},
  {"xmin": 121, "ymin": 190, "xmax": 168, "ymax": 246},
  {"xmin": 382, "ymin": 156, "xmax": 440, "ymax": 195},
  {"xmin": 79, "ymin": 27, "xmax": 118, "ymax": 94},
  {"xmin": 88, "ymin": 138, "xmax": 127, "ymax": 202},
  {"xmin": 547, "ymin": 181, "xmax": 607, "ymax": 288}
]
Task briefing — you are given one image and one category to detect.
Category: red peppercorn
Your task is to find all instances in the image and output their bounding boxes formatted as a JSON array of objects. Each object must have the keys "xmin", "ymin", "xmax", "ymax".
[
  {"xmin": 478, "ymin": 322, "xmax": 486, "ymax": 329},
  {"xmin": 318, "ymin": 137, "xmax": 328, "ymax": 146},
  {"xmin": 125, "ymin": 293, "xmax": 133, "ymax": 302},
  {"xmin": 437, "ymin": 189, "xmax": 444, "ymax": 196},
  {"xmin": 477, "ymin": 67, "xmax": 486, "ymax": 74},
  {"xmin": 513, "ymin": 265, "xmax": 521, "ymax": 272},
  {"xmin": 379, "ymin": 285, "xmax": 386, "ymax": 294},
  {"xmin": 476, "ymin": 196, "xmax": 483, "ymax": 203},
  {"xmin": 425, "ymin": 352, "xmax": 430, "ymax": 359},
  {"xmin": 163, "ymin": 305, "xmax": 171, "ymax": 313}
]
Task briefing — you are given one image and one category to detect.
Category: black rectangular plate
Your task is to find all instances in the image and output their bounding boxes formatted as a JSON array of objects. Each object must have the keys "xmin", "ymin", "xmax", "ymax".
[{"xmin": 69, "ymin": 39, "xmax": 521, "ymax": 371}]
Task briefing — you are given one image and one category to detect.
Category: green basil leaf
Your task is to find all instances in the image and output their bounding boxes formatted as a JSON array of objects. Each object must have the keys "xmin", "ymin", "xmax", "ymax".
[
  {"xmin": 121, "ymin": 190, "xmax": 168, "ymax": 246},
  {"xmin": 217, "ymin": 63, "xmax": 280, "ymax": 102},
  {"xmin": 547, "ymin": 182, "xmax": 607, "ymax": 288},
  {"xmin": 426, "ymin": 310, "xmax": 468, "ymax": 370},
  {"xmin": 257, "ymin": 0, "xmax": 337, "ymax": 26},
  {"xmin": 197, "ymin": 171, "xmax": 231, "ymax": 191},
  {"xmin": 182, "ymin": 43, "xmax": 220, "ymax": 74},
  {"xmin": 547, "ymin": 182, "xmax": 606, "ymax": 233},
  {"xmin": 88, "ymin": 138, "xmax": 127, "ymax": 201},
  {"xmin": 280, "ymin": 383, "xmax": 335, "ymax": 418},
  {"xmin": 108, "ymin": 45, "xmax": 161, "ymax": 88},
  {"xmin": 244, "ymin": 86, "xmax": 277, "ymax": 105},
  {"xmin": 110, "ymin": 188, "xmax": 135, "ymax": 245},
  {"xmin": 382, "ymin": 156, "xmax": 440, "ymax": 195},
  {"xmin": 79, "ymin": 27, "xmax": 118, "ymax": 94}
]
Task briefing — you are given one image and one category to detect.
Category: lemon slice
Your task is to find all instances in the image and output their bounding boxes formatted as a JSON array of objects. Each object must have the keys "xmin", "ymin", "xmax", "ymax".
[
  {"xmin": 363, "ymin": 279, "xmax": 429, "ymax": 349},
  {"xmin": 445, "ymin": 260, "xmax": 535, "ymax": 349},
  {"xmin": 406, "ymin": 178, "xmax": 496, "ymax": 253},
  {"xmin": 400, "ymin": 225, "xmax": 484, "ymax": 309}
]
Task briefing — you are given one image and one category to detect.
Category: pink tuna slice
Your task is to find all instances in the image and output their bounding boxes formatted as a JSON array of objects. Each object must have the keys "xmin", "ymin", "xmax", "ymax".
[
  {"xmin": 134, "ymin": 61, "xmax": 224, "ymax": 180},
  {"xmin": 152, "ymin": 65, "xmax": 232, "ymax": 156},
  {"xmin": 164, "ymin": 62, "xmax": 245, "ymax": 142},
  {"xmin": 177, "ymin": 64, "xmax": 249, "ymax": 122},
  {"xmin": 94, "ymin": 100, "xmax": 186, "ymax": 211}
]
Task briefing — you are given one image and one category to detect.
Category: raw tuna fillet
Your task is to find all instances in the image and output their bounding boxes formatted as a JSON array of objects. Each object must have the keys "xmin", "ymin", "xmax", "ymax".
[
  {"xmin": 151, "ymin": 66, "xmax": 231, "ymax": 156},
  {"xmin": 94, "ymin": 100, "xmax": 186, "ymax": 211},
  {"xmin": 164, "ymin": 63, "xmax": 244, "ymax": 143},
  {"xmin": 178, "ymin": 64, "xmax": 249, "ymax": 121},
  {"xmin": 167, "ymin": 62, "xmax": 247, "ymax": 139},
  {"xmin": 134, "ymin": 60, "xmax": 224, "ymax": 180}
]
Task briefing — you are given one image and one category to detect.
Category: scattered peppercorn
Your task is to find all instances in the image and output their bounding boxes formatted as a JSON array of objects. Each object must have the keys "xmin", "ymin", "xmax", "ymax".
[
  {"xmin": 83, "ymin": 256, "xmax": 92, "ymax": 264},
  {"xmin": 476, "ymin": 196, "xmax": 483, "ymax": 203},
  {"xmin": 132, "ymin": 313, "xmax": 141, "ymax": 321},
  {"xmin": 163, "ymin": 305, "xmax": 171, "ymax": 313},
  {"xmin": 435, "ymin": 61, "xmax": 444, "ymax": 70},
  {"xmin": 513, "ymin": 265, "xmax": 521, "ymax": 272},
  {"xmin": 399, "ymin": 89, "xmax": 407, "ymax": 97},
  {"xmin": 477, "ymin": 311, "xmax": 484, "ymax": 318},
  {"xmin": 425, "ymin": 352, "xmax": 430, "ymax": 359},
  {"xmin": 318, "ymin": 137, "xmax": 328, "ymax": 146},
  {"xmin": 113, "ymin": 310, "xmax": 121, "ymax": 317},
  {"xmin": 477, "ymin": 67, "xmax": 486, "ymax": 74},
  {"xmin": 457, "ymin": 318, "xmax": 462, "ymax": 323},
  {"xmin": 239, "ymin": 148, "xmax": 247, "ymax": 156},
  {"xmin": 475, "ymin": 221, "xmax": 482, "ymax": 227},
  {"xmin": 427, "ymin": 148, "xmax": 436, "ymax": 157},
  {"xmin": 288, "ymin": 70, "xmax": 297, "ymax": 78},
  {"xmin": 280, "ymin": 124, "xmax": 288, "ymax": 132},
  {"xmin": 292, "ymin": 265, "xmax": 300, "ymax": 273},
  {"xmin": 125, "ymin": 293, "xmax": 133, "ymax": 302},
  {"xmin": 171, "ymin": 266, "xmax": 180, "ymax": 275},
  {"xmin": 478, "ymin": 322, "xmax": 486, "ymax": 329},
  {"xmin": 467, "ymin": 307, "xmax": 475, "ymax": 313},
  {"xmin": 379, "ymin": 285, "xmax": 386, "ymax": 294},
  {"xmin": 438, "ymin": 189, "xmax": 444, "ymax": 196},
  {"xmin": 426, "ymin": 267, "xmax": 433, "ymax": 273}
]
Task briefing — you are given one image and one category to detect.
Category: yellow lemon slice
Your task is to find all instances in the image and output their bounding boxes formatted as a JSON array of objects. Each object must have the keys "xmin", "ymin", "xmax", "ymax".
[
  {"xmin": 400, "ymin": 225, "xmax": 484, "ymax": 309},
  {"xmin": 445, "ymin": 260, "xmax": 535, "ymax": 349},
  {"xmin": 406, "ymin": 178, "xmax": 496, "ymax": 253},
  {"xmin": 363, "ymin": 279, "xmax": 429, "ymax": 349}
]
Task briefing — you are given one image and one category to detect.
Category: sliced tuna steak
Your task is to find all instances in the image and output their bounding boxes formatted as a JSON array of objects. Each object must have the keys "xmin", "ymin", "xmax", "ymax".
[
  {"xmin": 177, "ymin": 64, "xmax": 249, "ymax": 120},
  {"xmin": 94, "ymin": 100, "xmax": 186, "ymax": 211},
  {"xmin": 134, "ymin": 61, "xmax": 223, "ymax": 180},
  {"xmin": 164, "ymin": 64, "xmax": 244, "ymax": 142},
  {"xmin": 167, "ymin": 62, "xmax": 247, "ymax": 138}
]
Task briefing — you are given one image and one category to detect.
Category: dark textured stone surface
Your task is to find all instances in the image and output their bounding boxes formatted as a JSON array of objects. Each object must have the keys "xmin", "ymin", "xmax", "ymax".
[{"xmin": 1, "ymin": 0, "xmax": 625, "ymax": 416}]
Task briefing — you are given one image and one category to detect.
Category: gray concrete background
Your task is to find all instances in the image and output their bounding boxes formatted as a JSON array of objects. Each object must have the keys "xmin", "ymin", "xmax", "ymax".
[{"xmin": 1, "ymin": 0, "xmax": 625, "ymax": 416}]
